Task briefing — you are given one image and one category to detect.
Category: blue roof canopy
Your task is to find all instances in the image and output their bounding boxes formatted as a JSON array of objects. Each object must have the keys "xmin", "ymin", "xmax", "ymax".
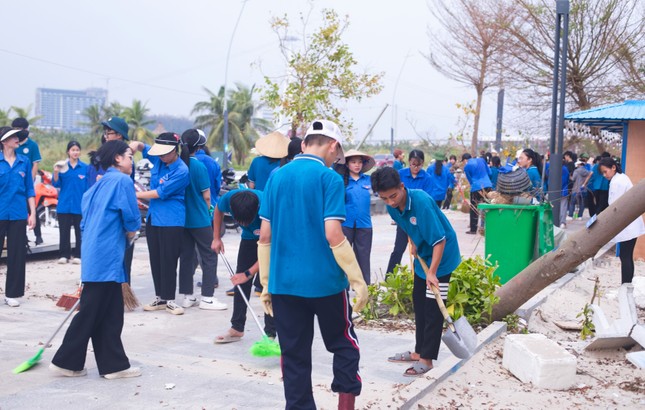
[{"xmin": 565, "ymin": 100, "xmax": 645, "ymax": 133}]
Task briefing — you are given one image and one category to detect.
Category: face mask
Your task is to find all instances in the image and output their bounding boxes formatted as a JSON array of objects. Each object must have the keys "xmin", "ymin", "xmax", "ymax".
[{"xmin": 17, "ymin": 129, "xmax": 29, "ymax": 141}]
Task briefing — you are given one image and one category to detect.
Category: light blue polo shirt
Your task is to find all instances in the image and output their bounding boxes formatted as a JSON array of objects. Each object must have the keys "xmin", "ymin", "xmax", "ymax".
[
  {"xmin": 388, "ymin": 188, "xmax": 461, "ymax": 279},
  {"xmin": 427, "ymin": 163, "xmax": 454, "ymax": 202},
  {"xmin": 526, "ymin": 166, "xmax": 541, "ymax": 190},
  {"xmin": 218, "ymin": 189, "xmax": 263, "ymax": 240},
  {"xmin": 399, "ymin": 168, "xmax": 433, "ymax": 196},
  {"xmin": 0, "ymin": 153, "xmax": 35, "ymax": 220},
  {"xmin": 80, "ymin": 168, "xmax": 140, "ymax": 283},
  {"xmin": 259, "ymin": 154, "xmax": 349, "ymax": 297},
  {"xmin": 464, "ymin": 158, "xmax": 492, "ymax": 192},
  {"xmin": 143, "ymin": 144, "xmax": 190, "ymax": 227},
  {"xmin": 53, "ymin": 160, "xmax": 89, "ymax": 215},
  {"xmin": 590, "ymin": 163, "xmax": 609, "ymax": 191},
  {"xmin": 248, "ymin": 155, "xmax": 281, "ymax": 191},
  {"xmin": 342, "ymin": 173, "xmax": 372, "ymax": 229},
  {"xmin": 17, "ymin": 139, "xmax": 42, "ymax": 164},
  {"xmin": 185, "ymin": 157, "xmax": 211, "ymax": 229},
  {"xmin": 195, "ymin": 149, "xmax": 221, "ymax": 205}
]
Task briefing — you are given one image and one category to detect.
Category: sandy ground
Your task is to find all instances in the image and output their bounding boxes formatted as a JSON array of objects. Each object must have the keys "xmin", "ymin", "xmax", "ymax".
[
  {"xmin": 2, "ymin": 211, "xmax": 645, "ymax": 409},
  {"xmin": 419, "ymin": 257, "xmax": 645, "ymax": 410}
]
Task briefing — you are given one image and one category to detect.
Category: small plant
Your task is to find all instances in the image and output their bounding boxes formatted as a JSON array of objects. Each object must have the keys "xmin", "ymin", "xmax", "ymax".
[
  {"xmin": 380, "ymin": 264, "xmax": 414, "ymax": 317},
  {"xmin": 360, "ymin": 282, "xmax": 382, "ymax": 321},
  {"xmin": 447, "ymin": 256, "xmax": 501, "ymax": 326},
  {"xmin": 503, "ymin": 313, "xmax": 521, "ymax": 333},
  {"xmin": 577, "ymin": 276, "xmax": 599, "ymax": 340}
]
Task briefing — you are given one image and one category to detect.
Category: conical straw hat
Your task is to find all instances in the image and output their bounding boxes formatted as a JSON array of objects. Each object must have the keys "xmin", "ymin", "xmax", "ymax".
[
  {"xmin": 255, "ymin": 131, "xmax": 289, "ymax": 159},
  {"xmin": 344, "ymin": 149, "xmax": 375, "ymax": 173}
]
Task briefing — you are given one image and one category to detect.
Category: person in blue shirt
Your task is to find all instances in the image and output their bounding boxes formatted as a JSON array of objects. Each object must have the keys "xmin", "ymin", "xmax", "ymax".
[
  {"xmin": 212, "ymin": 189, "xmax": 276, "ymax": 343},
  {"xmin": 462, "ymin": 153, "xmax": 492, "ymax": 234},
  {"xmin": 257, "ymin": 119, "xmax": 367, "ymax": 410},
  {"xmin": 427, "ymin": 154, "xmax": 454, "ymax": 208},
  {"xmin": 386, "ymin": 149, "xmax": 433, "ymax": 276},
  {"xmin": 50, "ymin": 140, "xmax": 142, "ymax": 379},
  {"xmin": 12, "ymin": 118, "xmax": 43, "ymax": 245},
  {"xmin": 336, "ymin": 149, "xmax": 375, "ymax": 285},
  {"xmin": 489, "ymin": 156, "xmax": 501, "ymax": 191},
  {"xmin": 0, "ymin": 127, "xmax": 36, "ymax": 307},
  {"xmin": 177, "ymin": 129, "xmax": 227, "ymax": 311},
  {"xmin": 442, "ymin": 155, "xmax": 457, "ymax": 210},
  {"xmin": 247, "ymin": 131, "xmax": 290, "ymax": 191},
  {"xmin": 371, "ymin": 166, "xmax": 461, "ymax": 377},
  {"xmin": 517, "ymin": 148, "xmax": 543, "ymax": 197},
  {"xmin": 544, "ymin": 159, "xmax": 570, "ymax": 228},
  {"xmin": 131, "ymin": 133, "xmax": 190, "ymax": 315},
  {"xmin": 393, "ymin": 148, "xmax": 405, "ymax": 170},
  {"xmin": 53, "ymin": 141, "xmax": 89, "ymax": 265},
  {"xmin": 583, "ymin": 152, "xmax": 610, "ymax": 216},
  {"xmin": 192, "ymin": 129, "xmax": 221, "ymax": 206}
]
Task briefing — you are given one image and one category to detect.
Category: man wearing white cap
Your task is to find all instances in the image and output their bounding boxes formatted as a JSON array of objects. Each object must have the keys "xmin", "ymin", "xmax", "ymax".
[{"xmin": 257, "ymin": 119, "xmax": 368, "ymax": 410}]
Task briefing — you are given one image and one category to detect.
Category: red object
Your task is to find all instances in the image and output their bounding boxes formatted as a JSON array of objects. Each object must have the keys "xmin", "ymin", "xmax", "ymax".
[{"xmin": 35, "ymin": 170, "xmax": 58, "ymax": 209}]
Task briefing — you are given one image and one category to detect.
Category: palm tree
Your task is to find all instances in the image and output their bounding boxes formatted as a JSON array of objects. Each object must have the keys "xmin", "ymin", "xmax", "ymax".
[
  {"xmin": 123, "ymin": 100, "xmax": 155, "ymax": 143},
  {"xmin": 192, "ymin": 83, "xmax": 274, "ymax": 164},
  {"xmin": 0, "ymin": 108, "xmax": 10, "ymax": 126},
  {"xmin": 103, "ymin": 102, "xmax": 124, "ymax": 119},
  {"xmin": 9, "ymin": 104, "xmax": 42, "ymax": 126},
  {"xmin": 79, "ymin": 104, "xmax": 103, "ymax": 137}
]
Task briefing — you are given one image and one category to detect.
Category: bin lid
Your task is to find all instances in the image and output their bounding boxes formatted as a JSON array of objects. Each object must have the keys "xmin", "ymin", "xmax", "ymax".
[{"xmin": 478, "ymin": 203, "xmax": 542, "ymax": 211}]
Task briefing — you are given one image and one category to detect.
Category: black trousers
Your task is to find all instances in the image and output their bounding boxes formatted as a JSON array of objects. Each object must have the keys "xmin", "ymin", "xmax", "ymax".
[
  {"xmin": 412, "ymin": 273, "xmax": 451, "ymax": 360},
  {"xmin": 52, "ymin": 282, "xmax": 130, "ymax": 375},
  {"xmin": 273, "ymin": 291, "xmax": 361, "ymax": 409},
  {"xmin": 58, "ymin": 213, "xmax": 82, "ymax": 259},
  {"xmin": 230, "ymin": 239, "xmax": 276, "ymax": 336},
  {"xmin": 146, "ymin": 218, "xmax": 183, "ymax": 301},
  {"xmin": 0, "ymin": 219, "xmax": 27, "ymax": 298},
  {"xmin": 442, "ymin": 188, "xmax": 453, "ymax": 209},
  {"xmin": 342, "ymin": 226, "xmax": 373, "ymax": 285},
  {"xmin": 179, "ymin": 226, "xmax": 218, "ymax": 297},
  {"xmin": 386, "ymin": 225, "xmax": 408, "ymax": 276},
  {"xmin": 595, "ymin": 190, "xmax": 609, "ymax": 215},
  {"xmin": 619, "ymin": 238, "xmax": 638, "ymax": 284},
  {"xmin": 124, "ymin": 243, "xmax": 134, "ymax": 285},
  {"xmin": 28, "ymin": 204, "xmax": 42, "ymax": 240},
  {"xmin": 469, "ymin": 189, "xmax": 487, "ymax": 232}
]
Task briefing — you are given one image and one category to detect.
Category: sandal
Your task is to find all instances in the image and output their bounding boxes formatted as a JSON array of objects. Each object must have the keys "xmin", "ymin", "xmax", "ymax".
[
  {"xmin": 214, "ymin": 334, "xmax": 243, "ymax": 344},
  {"xmin": 387, "ymin": 351, "xmax": 416, "ymax": 363},
  {"xmin": 403, "ymin": 361, "xmax": 432, "ymax": 377}
]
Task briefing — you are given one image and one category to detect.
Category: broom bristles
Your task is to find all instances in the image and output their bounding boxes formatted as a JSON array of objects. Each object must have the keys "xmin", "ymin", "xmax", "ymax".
[
  {"xmin": 56, "ymin": 294, "xmax": 80, "ymax": 311},
  {"xmin": 122, "ymin": 283, "xmax": 140, "ymax": 311}
]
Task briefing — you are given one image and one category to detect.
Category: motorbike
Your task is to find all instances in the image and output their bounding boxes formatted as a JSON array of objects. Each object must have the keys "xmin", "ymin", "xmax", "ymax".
[
  {"xmin": 219, "ymin": 168, "xmax": 240, "ymax": 233},
  {"xmin": 134, "ymin": 159, "xmax": 152, "ymax": 236},
  {"xmin": 35, "ymin": 170, "xmax": 59, "ymax": 228}
]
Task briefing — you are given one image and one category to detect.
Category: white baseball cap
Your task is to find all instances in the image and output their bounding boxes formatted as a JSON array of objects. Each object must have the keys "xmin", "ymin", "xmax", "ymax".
[{"xmin": 304, "ymin": 119, "xmax": 346, "ymax": 164}]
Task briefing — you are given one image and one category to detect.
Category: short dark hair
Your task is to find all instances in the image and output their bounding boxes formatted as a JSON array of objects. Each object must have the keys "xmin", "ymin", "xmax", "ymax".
[
  {"xmin": 229, "ymin": 190, "xmax": 260, "ymax": 226},
  {"xmin": 449, "ymin": 155, "xmax": 457, "ymax": 161},
  {"xmin": 89, "ymin": 140, "xmax": 129, "ymax": 171},
  {"xmin": 462, "ymin": 153, "xmax": 472, "ymax": 161},
  {"xmin": 409, "ymin": 149, "xmax": 425, "ymax": 163},
  {"xmin": 491, "ymin": 156, "xmax": 501, "ymax": 167},
  {"xmin": 11, "ymin": 117, "xmax": 29, "ymax": 129},
  {"xmin": 371, "ymin": 166, "xmax": 401, "ymax": 193},
  {"xmin": 304, "ymin": 134, "xmax": 334, "ymax": 147}
]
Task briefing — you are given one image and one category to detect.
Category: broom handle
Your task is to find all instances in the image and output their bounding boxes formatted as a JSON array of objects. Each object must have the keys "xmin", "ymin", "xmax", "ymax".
[
  {"xmin": 415, "ymin": 256, "xmax": 456, "ymax": 331},
  {"xmin": 219, "ymin": 251, "xmax": 269, "ymax": 338},
  {"xmin": 45, "ymin": 297, "xmax": 81, "ymax": 348}
]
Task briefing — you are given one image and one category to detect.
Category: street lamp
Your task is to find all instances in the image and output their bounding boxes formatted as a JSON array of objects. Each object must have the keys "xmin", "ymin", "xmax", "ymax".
[
  {"xmin": 222, "ymin": 0, "xmax": 248, "ymax": 169},
  {"xmin": 390, "ymin": 52, "xmax": 411, "ymax": 154}
]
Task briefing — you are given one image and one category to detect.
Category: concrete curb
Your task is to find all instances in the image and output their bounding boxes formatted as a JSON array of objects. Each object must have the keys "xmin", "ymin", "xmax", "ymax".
[{"xmin": 398, "ymin": 321, "xmax": 507, "ymax": 409}]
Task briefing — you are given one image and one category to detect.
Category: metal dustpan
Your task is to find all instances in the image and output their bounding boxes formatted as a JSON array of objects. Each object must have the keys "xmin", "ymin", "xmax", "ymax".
[{"xmin": 417, "ymin": 256, "xmax": 477, "ymax": 359}]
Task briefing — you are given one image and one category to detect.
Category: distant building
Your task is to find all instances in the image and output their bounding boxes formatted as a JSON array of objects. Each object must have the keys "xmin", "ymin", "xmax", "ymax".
[{"xmin": 35, "ymin": 87, "xmax": 107, "ymax": 132}]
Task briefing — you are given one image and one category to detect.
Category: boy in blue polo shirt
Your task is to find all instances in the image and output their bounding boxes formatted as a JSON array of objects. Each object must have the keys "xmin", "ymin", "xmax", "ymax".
[
  {"xmin": 371, "ymin": 166, "xmax": 461, "ymax": 377},
  {"xmin": 462, "ymin": 153, "xmax": 492, "ymax": 234},
  {"xmin": 258, "ymin": 120, "xmax": 367, "ymax": 410},
  {"xmin": 212, "ymin": 189, "xmax": 276, "ymax": 343}
]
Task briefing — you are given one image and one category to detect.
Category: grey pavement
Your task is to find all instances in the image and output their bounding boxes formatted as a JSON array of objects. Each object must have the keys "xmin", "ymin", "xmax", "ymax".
[{"xmin": 0, "ymin": 209, "xmax": 511, "ymax": 409}]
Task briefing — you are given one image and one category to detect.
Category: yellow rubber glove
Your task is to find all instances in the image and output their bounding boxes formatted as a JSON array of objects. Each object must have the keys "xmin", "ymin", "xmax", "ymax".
[
  {"xmin": 331, "ymin": 238, "xmax": 368, "ymax": 313},
  {"xmin": 257, "ymin": 242, "xmax": 273, "ymax": 316}
]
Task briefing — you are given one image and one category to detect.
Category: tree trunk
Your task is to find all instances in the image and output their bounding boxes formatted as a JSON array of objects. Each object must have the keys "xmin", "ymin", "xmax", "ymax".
[{"xmin": 491, "ymin": 179, "xmax": 645, "ymax": 321}]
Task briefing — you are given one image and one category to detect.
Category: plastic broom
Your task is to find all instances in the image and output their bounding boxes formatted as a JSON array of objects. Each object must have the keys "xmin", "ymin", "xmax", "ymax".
[
  {"xmin": 13, "ymin": 297, "xmax": 81, "ymax": 374},
  {"xmin": 219, "ymin": 251, "xmax": 281, "ymax": 358}
]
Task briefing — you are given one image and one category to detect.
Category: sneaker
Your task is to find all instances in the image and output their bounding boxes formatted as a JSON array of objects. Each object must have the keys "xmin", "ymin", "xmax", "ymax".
[
  {"xmin": 49, "ymin": 363, "xmax": 87, "ymax": 377},
  {"xmin": 57, "ymin": 257, "xmax": 68, "ymax": 264},
  {"xmin": 165, "ymin": 300, "xmax": 185, "ymax": 315},
  {"xmin": 5, "ymin": 297, "xmax": 20, "ymax": 307},
  {"xmin": 566, "ymin": 216, "xmax": 573, "ymax": 221},
  {"xmin": 103, "ymin": 366, "xmax": 142, "ymax": 380},
  {"xmin": 35, "ymin": 237, "xmax": 44, "ymax": 245},
  {"xmin": 226, "ymin": 288, "xmax": 235, "ymax": 296},
  {"xmin": 70, "ymin": 257, "xmax": 81, "ymax": 265},
  {"xmin": 182, "ymin": 295, "xmax": 198, "ymax": 308},
  {"xmin": 465, "ymin": 230, "xmax": 476, "ymax": 235},
  {"xmin": 199, "ymin": 297, "xmax": 227, "ymax": 311},
  {"xmin": 143, "ymin": 298, "xmax": 167, "ymax": 311}
]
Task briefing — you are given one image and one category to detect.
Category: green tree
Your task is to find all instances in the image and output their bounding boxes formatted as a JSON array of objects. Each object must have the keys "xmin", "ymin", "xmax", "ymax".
[
  {"xmin": 79, "ymin": 104, "xmax": 104, "ymax": 137},
  {"xmin": 9, "ymin": 104, "xmax": 42, "ymax": 126},
  {"xmin": 103, "ymin": 102, "xmax": 124, "ymax": 119},
  {"xmin": 123, "ymin": 99, "xmax": 154, "ymax": 142},
  {"xmin": 261, "ymin": 8, "xmax": 383, "ymax": 137},
  {"xmin": 0, "ymin": 107, "xmax": 10, "ymax": 126}
]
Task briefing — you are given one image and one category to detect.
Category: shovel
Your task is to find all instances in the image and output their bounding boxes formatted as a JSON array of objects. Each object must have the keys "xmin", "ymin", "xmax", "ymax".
[{"xmin": 416, "ymin": 256, "xmax": 477, "ymax": 359}]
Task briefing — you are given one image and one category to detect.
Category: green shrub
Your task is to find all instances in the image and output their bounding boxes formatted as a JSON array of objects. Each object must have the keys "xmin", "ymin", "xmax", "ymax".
[
  {"xmin": 361, "ymin": 264, "xmax": 414, "ymax": 320},
  {"xmin": 447, "ymin": 256, "xmax": 500, "ymax": 325}
]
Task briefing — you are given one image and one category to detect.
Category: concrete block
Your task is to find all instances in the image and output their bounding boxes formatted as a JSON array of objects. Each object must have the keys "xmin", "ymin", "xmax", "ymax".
[
  {"xmin": 633, "ymin": 277, "xmax": 645, "ymax": 309},
  {"xmin": 503, "ymin": 334, "xmax": 576, "ymax": 390}
]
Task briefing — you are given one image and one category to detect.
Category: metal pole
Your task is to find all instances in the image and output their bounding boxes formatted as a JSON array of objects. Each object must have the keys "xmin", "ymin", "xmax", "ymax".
[
  {"xmin": 356, "ymin": 104, "xmax": 389, "ymax": 151},
  {"xmin": 390, "ymin": 53, "xmax": 411, "ymax": 154},
  {"xmin": 222, "ymin": 0, "xmax": 248, "ymax": 169},
  {"xmin": 495, "ymin": 89, "xmax": 504, "ymax": 152}
]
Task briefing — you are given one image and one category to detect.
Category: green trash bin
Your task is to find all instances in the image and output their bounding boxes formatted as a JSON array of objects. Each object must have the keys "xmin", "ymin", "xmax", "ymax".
[{"xmin": 478, "ymin": 203, "xmax": 554, "ymax": 284}]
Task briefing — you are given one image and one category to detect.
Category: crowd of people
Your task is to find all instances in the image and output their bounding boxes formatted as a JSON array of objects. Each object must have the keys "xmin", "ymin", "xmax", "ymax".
[{"xmin": 1, "ymin": 117, "xmax": 643, "ymax": 409}]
